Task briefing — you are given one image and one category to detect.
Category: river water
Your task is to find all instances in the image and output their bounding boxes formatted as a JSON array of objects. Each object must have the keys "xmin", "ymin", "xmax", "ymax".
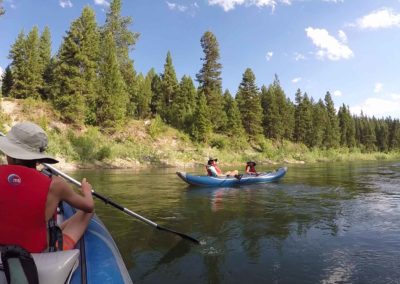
[{"xmin": 72, "ymin": 161, "xmax": 400, "ymax": 284}]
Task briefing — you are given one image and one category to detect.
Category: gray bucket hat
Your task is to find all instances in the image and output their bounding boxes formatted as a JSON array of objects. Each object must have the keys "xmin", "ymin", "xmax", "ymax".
[{"xmin": 0, "ymin": 122, "xmax": 58, "ymax": 164}]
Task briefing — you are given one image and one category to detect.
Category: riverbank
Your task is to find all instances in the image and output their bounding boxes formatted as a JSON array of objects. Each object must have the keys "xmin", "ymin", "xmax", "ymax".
[{"xmin": 1, "ymin": 98, "xmax": 400, "ymax": 170}]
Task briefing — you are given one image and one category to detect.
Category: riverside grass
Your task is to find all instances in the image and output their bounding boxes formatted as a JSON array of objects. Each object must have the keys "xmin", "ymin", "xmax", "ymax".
[
  {"xmin": 46, "ymin": 125, "xmax": 400, "ymax": 168},
  {"xmin": 2, "ymin": 98, "xmax": 400, "ymax": 168}
]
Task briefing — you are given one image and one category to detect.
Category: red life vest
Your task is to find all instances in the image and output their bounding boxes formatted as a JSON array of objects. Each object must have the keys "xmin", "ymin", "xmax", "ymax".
[
  {"xmin": 0, "ymin": 165, "xmax": 51, "ymax": 253},
  {"xmin": 246, "ymin": 165, "xmax": 257, "ymax": 173},
  {"xmin": 206, "ymin": 165, "xmax": 222, "ymax": 176}
]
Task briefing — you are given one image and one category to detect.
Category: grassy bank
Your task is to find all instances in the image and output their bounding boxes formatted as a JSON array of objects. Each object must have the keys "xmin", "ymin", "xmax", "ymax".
[
  {"xmin": 45, "ymin": 122, "xmax": 400, "ymax": 169},
  {"xmin": 1, "ymin": 98, "xmax": 400, "ymax": 169}
]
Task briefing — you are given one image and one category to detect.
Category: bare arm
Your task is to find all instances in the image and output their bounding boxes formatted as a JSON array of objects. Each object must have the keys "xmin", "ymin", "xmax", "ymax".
[{"xmin": 49, "ymin": 176, "xmax": 94, "ymax": 213}]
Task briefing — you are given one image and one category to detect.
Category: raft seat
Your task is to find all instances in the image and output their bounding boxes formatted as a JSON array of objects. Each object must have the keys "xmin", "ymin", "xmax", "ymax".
[{"xmin": 0, "ymin": 249, "xmax": 79, "ymax": 284}]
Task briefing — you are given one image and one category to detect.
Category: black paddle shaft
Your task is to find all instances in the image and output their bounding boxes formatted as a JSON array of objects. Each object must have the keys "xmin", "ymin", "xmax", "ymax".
[{"xmin": 42, "ymin": 163, "xmax": 200, "ymax": 244}]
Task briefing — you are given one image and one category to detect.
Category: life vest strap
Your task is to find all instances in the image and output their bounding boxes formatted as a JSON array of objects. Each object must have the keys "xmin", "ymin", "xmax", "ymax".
[
  {"xmin": 47, "ymin": 219, "xmax": 63, "ymax": 252},
  {"xmin": 1, "ymin": 245, "xmax": 39, "ymax": 284}
]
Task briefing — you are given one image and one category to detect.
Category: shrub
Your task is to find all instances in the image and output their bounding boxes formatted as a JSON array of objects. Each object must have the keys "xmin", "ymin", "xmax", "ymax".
[
  {"xmin": 67, "ymin": 127, "xmax": 111, "ymax": 162},
  {"xmin": 96, "ymin": 146, "xmax": 112, "ymax": 161},
  {"xmin": 148, "ymin": 115, "xmax": 166, "ymax": 138},
  {"xmin": 210, "ymin": 136, "xmax": 228, "ymax": 150}
]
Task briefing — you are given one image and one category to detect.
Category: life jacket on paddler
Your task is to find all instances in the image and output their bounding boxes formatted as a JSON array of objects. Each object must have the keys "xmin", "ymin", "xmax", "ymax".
[
  {"xmin": 206, "ymin": 158, "xmax": 222, "ymax": 176},
  {"xmin": 245, "ymin": 161, "xmax": 257, "ymax": 174},
  {"xmin": 0, "ymin": 165, "xmax": 51, "ymax": 253}
]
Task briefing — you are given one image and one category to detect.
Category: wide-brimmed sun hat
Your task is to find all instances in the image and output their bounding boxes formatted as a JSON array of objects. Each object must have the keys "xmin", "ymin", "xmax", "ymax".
[
  {"xmin": 0, "ymin": 122, "xmax": 58, "ymax": 164},
  {"xmin": 246, "ymin": 161, "xmax": 257, "ymax": 166},
  {"xmin": 207, "ymin": 158, "xmax": 218, "ymax": 165}
]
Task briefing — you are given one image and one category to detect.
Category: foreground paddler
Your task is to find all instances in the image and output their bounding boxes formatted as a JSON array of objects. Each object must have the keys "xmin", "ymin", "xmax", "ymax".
[
  {"xmin": 0, "ymin": 122, "xmax": 199, "ymax": 248},
  {"xmin": 0, "ymin": 122, "xmax": 95, "ymax": 253}
]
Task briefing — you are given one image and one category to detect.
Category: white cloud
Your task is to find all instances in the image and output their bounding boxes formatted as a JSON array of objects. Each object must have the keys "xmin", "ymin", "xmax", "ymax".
[
  {"xmin": 59, "ymin": 0, "xmax": 73, "ymax": 8},
  {"xmin": 294, "ymin": 52, "xmax": 306, "ymax": 61},
  {"xmin": 166, "ymin": 1, "xmax": 199, "ymax": 15},
  {"xmin": 350, "ymin": 94, "xmax": 400, "ymax": 118},
  {"xmin": 208, "ymin": 0, "xmax": 282, "ymax": 12},
  {"xmin": 167, "ymin": 1, "xmax": 188, "ymax": 12},
  {"xmin": 305, "ymin": 27, "xmax": 353, "ymax": 61},
  {"xmin": 333, "ymin": 90, "xmax": 342, "ymax": 97},
  {"xmin": 338, "ymin": 30, "xmax": 347, "ymax": 43},
  {"xmin": 292, "ymin": 77, "xmax": 301, "ymax": 83},
  {"xmin": 356, "ymin": 8, "xmax": 400, "ymax": 29},
  {"xmin": 94, "ymin": 0, "xmax": 109, "ymax": 7},
  {"xmin": 322, "ymin": 0, "xmax": 343, "ymax": 2},
  {"xmin": 0, "ymin": 67, "xmax": 3, "ymax": 78},
  {"xmin": 265, "ymin": 51, "xmax": 274, "ymax": 61},
  {"xmin": 374, "ymin": 82, "xmax": 383, "ymax": 93}
]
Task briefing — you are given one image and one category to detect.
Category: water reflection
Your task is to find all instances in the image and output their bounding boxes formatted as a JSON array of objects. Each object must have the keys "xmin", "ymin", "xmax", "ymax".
[{"xmin": 69, "ymin": 161, "xmax": 400, "ymax": 283}]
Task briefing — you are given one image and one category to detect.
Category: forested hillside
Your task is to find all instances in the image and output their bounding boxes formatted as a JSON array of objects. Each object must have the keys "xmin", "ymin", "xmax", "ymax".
[{"xmin": 1, "ymin": 0, "xmax": 400, "ymax": 168}]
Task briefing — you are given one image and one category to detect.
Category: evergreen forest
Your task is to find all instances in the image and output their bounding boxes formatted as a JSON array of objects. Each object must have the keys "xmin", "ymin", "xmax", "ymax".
[{"xmin": 1, "ymin": 0, "xmax": 400, "ymax": 165}]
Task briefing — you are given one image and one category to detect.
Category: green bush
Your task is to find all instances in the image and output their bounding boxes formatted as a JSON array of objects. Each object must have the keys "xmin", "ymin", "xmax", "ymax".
[
  {"xmin": 210, "ymin": 136, "xmax": 228, "ymax": 150},
  {"xmin": 0, "ymin": 111, "xmax": 11, "ymax": 133},
  {"xmin": 255, "ymin": 135, "xmax": 275, "ymax": 154},
  {"xmin": 67, "ymin": 127, "xmax": 111, "ymax": 162},
  {"xmin": 21, "ymin": 97, "xmax": 39, "ymax": 114},
  {"xmin": 148, "ymin": 115, "xmax": 166, "ymax": 138},
  {"xmin": 96, "ymin": 146, "xmax": 112, "ymax": 161}
]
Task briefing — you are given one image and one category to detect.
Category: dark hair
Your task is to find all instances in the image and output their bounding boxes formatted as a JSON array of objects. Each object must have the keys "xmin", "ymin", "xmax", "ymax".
[
  {"xmin": 8, "ymin": 156, "xmax": 37, "ymax": 168},
  {"xmin": 246, "ymin": 161, "xmax": 257, "ymax": 166}
]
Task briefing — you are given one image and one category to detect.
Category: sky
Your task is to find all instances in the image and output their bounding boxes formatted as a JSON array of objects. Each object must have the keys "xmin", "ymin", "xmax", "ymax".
[{"xmin": 1, "ymin": 0, "xmax": 400, "ymax": 118}]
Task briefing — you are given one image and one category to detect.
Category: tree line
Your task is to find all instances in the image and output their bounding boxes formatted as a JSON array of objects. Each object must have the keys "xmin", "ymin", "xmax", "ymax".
[{"xmin": 1, "ymin": 0, "xmax": 400, "ymax": 153}]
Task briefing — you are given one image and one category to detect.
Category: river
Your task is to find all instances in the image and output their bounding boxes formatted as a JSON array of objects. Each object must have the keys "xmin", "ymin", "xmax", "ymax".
[{"xmin": 72, "ymin": 161, "xmax": 400, "ymax": 283}]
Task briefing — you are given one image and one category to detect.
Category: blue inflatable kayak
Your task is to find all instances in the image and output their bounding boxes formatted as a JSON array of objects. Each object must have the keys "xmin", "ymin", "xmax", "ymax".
[
  {"xmin": 63, "ymin": 203, "xmax": 132, "ymax": 284},
  {"xmin": 0, "ymin": 203, "xmax": 132, "ymax": 284},
  {"xmin": 176, "ymin": 167, "xmax": 287, "ymax": 187}
]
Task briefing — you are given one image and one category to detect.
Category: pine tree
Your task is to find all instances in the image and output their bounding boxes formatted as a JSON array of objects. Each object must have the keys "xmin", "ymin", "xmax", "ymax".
[
  {"xmin": 191, "ymin": 93, "xmax": 212, "ymax": 142},
  {"xmin": 388, "ymin": 118, "xmax": 400, "ymax": 150},
  {"xmin": 103, "ymin": 0, "xmax": 139, "ymax": 108},
  {"xmin": 8, "ymin": 28, "xmax": 42, "ymax": 99},
  {"xmin": 196, "ymin": 31, "xmax": 227, "ymax": 132},
  {"xmin": 124, "ymin": 61, "xmax": 138, "ymax": 118},
  {"xmin": 8, "ymin": 31, "xmax": 26, "ymax": 98},
  {"xmin": 160, "ymin": 51, "xmax": 179, "ymax": 123},
  {"xmin": 96, "ymin": 31, "xmax": 127, "ymax": 128},
  {"xmin": 284, "ymin": 98, "xmax": 295, "ymax": 141},
  {"xmin": 261, "ymin": 75, "xmax": 287, "ymax": 141},
  {"xmin": 135, "ymin": 70, "xmax": 153, "ymax": 119},
  {"xmin": 52, "ymin": 7, "xmax": 100, "ymax": 124},
  {"xmin": 103, "ymin": 0, "xmax": 139, "ymax": 68},
  {"xmin": 375, "ymin": 120, "xmax": 388, "ymax": 152},
  {"xmin": 236, "ymin": 68, "xmax": 263, "ymax": 137},
  {"xmin": 171, "ymin": 75, "xmax": 197, "ymax": 131},
  {"xmin": 24, "ymin": 27, "xmax": 42, "ymax": 99},
  {"xmin": 294, "ymin": 89, "xmax": 304, "ymax": 143},
  {"xmin": 295, "ymin": 92, "xmax": 313, "ymax": 147},
  {"xmin": 323, "ymin": 92, "xmax": 340, "ymax": 148},
  {"xmin": 1, "ymin": 66, "xmax": 13, "ymax": 97},
  {"xmin": 38, "ymin": 26, "xmax": 52, "ymax": 99},
  {"xmin": 223, "ymin": 89, "xmax": 246, "ymax": 142},
  {"xmin": 357, "ymin": 113, "xmax": 376, "ymax": 151},
  {"xmin": 310, "ymin": 99, "xmax": 327, "ymax": 148},
  {"xmin": 338, "ymin": 104, "xmax": 356, "ymax": 148},
  {"xmin": 294, "ymin": 90, "xmax": 313, "ymax": 146},
  {"xmin": 150, "ymin": 73, "xmax": 162, "ymax": 116}
]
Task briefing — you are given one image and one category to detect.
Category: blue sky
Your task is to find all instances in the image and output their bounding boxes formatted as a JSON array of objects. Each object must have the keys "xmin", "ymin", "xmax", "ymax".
[{"xmin": 1, "ymin": 0, "xmax": 400, "ymax": 118}]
